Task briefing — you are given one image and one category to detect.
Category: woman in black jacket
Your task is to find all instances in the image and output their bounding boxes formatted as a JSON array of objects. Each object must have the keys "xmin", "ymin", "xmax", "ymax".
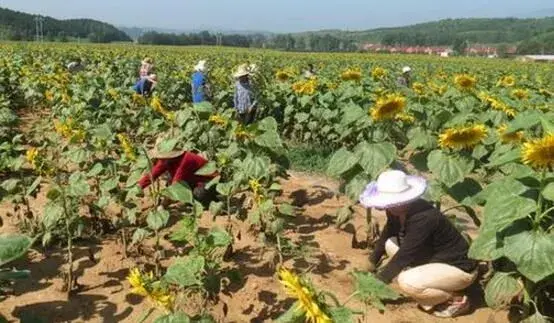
[{"xmin": 360, "ymin": 170, "xmax": 478, "ymax": 318}]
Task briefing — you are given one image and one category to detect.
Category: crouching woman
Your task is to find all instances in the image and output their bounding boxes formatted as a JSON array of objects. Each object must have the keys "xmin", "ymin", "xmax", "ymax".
[{"xmin": 360, "ymin": 170, "xmax": 478, "ymax": 318}]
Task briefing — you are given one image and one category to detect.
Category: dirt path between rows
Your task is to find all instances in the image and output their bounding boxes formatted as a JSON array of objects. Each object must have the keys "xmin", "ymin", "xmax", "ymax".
[{"xmin": 0, "ymin": 170, "xmax": 507, "ymax": 323}]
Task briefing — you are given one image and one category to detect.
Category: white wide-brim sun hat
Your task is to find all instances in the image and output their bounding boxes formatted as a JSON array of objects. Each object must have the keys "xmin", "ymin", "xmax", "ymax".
[
  {"xmin": 402, "ymin": 66, "xmax": 412, "ymax": 73},
  {"xmin": 194, "ymin": 60, "xmax": 207, "ymax": 71},
  {"xmin": 359, "ymin": 170, "xmax": 427, "ymax": 209}
]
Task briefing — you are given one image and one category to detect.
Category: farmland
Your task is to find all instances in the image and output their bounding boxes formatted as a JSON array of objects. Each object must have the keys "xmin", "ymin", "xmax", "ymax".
[{"xmin": 0, "ymin": 43, "xmax": 553, "ymax": 323}]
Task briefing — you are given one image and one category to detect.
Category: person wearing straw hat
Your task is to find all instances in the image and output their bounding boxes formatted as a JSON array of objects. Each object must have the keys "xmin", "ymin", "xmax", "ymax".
[
  {"xmin": 138, "ymin": 136, "xmax": 218, "ymax": 205},
  {"xmin": 397, "ymin": 66, "xmax": 412, "ymax": 87},
  {"xmin": 67, "ymin": 58, "xmax": 85, "ymax": 73},
  {"xmin": 303, "ymin": 63, "xmax": 316, "ymax": 78},
  {"xmin": 139, "ymin": 57, "xmax": 154, "ymax": 79},
  {"xmin": 233, "ymin": 64, "xmax": 257, "ymax": 125},
  {"xmin": 133, "ymin": 74, "xmax": 158, "ymax": 97},
  {"xmin": 191, "ymin": 60, "xmax": 211, "ymax": 103},
  {"xmin": 359, "ymin": 170, "xmax": 478, "ymax": 318}
]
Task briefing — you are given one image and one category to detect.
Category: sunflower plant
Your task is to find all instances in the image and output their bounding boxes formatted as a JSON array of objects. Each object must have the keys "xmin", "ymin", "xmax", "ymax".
[
  {"xmin": 467, "ymin": 112, "xmax": 554, "ymax": 321},
  {"xmin": 276, "ymin": 267, "xmax": 358, "ymax": 323}
]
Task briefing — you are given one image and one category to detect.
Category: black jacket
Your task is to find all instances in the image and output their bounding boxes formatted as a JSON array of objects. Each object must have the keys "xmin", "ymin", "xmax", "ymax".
[{"xmin": 370, "ymin": 200, "xmax": 477, "ymax": 283}]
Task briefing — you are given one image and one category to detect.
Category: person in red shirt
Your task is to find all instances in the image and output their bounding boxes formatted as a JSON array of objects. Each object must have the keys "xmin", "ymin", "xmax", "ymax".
[{"xmin": 138, "ymin": 139, "xmax": 218, "ymax": 205}]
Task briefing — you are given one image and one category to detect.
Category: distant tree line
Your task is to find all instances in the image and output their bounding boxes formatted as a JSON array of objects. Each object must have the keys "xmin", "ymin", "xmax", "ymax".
[
  {"xmin": 138, "ymin": 31, "xmax": 358, "ymax": 52},
  {"xmin": 0, "ymin": 7, "xmax": 131, "ymax": 42}
]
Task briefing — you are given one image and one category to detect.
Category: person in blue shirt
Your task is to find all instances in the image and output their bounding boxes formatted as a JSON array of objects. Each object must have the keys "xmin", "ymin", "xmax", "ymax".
[
  {"xmin": 133, "ymin": 74, "xmax": 158, "ymax": 97},
  {"xmin": 191, "ymin": 60, "xmax": 211, "ymax": 103}
]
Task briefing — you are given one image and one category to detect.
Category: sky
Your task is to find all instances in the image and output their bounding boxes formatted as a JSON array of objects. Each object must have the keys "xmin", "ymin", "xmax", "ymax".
[{"xmin": 0, "ymin": 0, "xmax": 552, "ymax": 32}]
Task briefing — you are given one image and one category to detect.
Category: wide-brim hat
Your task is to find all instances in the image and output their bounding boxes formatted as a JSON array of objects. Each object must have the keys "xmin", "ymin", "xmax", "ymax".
[
  {"xmin": 194, "ymin": 60, "xmax": 207, "ymax": 71},
  {"xmin": 359, "ymin": 170, "xmax": 427, "ymax": 209},
  {"xmin": 142, "ymin": 57, "xmax": 153, "ymax": 65},
  {"xmin": 149, "ymin": 136, "xmax": 185, "ymax": 159},
  {"xmin": 402, "ymin": 66, "xmax": 412, "ymax": 73},
  {"xmin": 233, "ymin": 64, "xmax": 251, "ymax": 78}
]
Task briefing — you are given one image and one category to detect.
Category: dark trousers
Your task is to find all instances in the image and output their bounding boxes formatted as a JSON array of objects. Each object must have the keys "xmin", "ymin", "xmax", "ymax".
[
  {"xmin": 193, "ymin": 185, "xmax": 218, "ymax": 207},
  {"xmin": 238, "ymin": 109, "xmax": 256, "ymax": 125}
]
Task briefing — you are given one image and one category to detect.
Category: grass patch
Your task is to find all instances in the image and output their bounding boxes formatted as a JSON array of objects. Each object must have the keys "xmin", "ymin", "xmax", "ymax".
[{"xmin": 286, "ymin": 144, "xmax": 334, "ymax": 173}]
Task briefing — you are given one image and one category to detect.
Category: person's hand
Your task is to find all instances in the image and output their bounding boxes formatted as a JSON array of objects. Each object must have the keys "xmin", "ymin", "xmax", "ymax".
[{"xmin": 367, "ymin": 261, "xmax": 378, "ymax": 273}]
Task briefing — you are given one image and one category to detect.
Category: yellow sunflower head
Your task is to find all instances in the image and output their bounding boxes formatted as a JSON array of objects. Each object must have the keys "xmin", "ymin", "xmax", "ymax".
[
  {"xmin": 412, "ymin": 82, "xmax": 425, "ymax": 96},
  {"xmin": 438, "ymin": 124, "xmax": 488, "ymax": 150},
  {"xmin": 127, "ymin": 268, "xmax": 151, "ymax": 297},
  {"xmin": 26, "ymin": 147, "xmax": 39, "ymax": 166},
  {"xmin": 341, "ymin": 68, "xmax": 362, "ymax": 82},
  {"xmin": 44, "ymin": 90, "xmax": 54, "ymax": 102},
  {"xmin": 428, "ymin": 82, "xmax": 447, "ymax": 96},
  {"xmin": 497, "ymin": 75, "xmax": 516, "ymax": 87},
  {"xmin": 292, "ymin": 79, "xmax": 317, "ymax": 95},
  {"xmin": 521, "ymin": 134, "xmax": 554, "ymax": 169},
  {"xmin": 235, "ymin": 126, "xmax": 254, "ymax": 140},
  {"xmin": 454, "ymin": 74, "xmax": 477, "ymax": 91},
  {"xmin": 108, "ymin": 88, "xmax": 119, "ymax": 100},
  {"xmin": 497, "ymin": 124, "xmax": 525, "ymax": 144},
  {"xmin": 371, "ymin": 67, "xmax": 387, "ymax": 80},
  {"xmin": 209, "ymin": 114, "xmax": 229, "ymax": 127},
  {"xmin": 278, "ymin": 267, "xmax": 331, "ymax": 323},
  {"xmin": 511, "ymin": 88, "xmax": 529, "ymax": 100},
  {"xmin": 370, "ymin": 93, "xmax": 406, "ymax": 121},
  {"xmin": 276, "ymin": 69, "xmax": 294, "ymax": 82},
  {"xmin": 150, "ymin": 288, "xmax": 175, "ymax": 312}
]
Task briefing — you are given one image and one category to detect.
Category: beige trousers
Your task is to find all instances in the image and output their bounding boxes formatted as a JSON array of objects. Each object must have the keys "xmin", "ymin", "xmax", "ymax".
[{"xmin": 385, "ymin": 238, "xmax": 477, "ymax": 307}]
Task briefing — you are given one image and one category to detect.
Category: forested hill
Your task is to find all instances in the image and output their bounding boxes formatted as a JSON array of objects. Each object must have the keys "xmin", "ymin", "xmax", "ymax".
[
  {"xmin": 295, "ymin": 17, "xmax": 554, "ymax": 45},
  {"xmin": 0, "ymin": 7, "xmax": 131, "ymax": 43}
]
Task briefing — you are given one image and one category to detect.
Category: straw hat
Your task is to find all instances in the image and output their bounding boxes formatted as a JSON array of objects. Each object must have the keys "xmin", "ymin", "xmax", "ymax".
[
  {"xmin": 233, "ymin": 64, "xmax": 251, "ymax": 78},
  {"xmin": 194, "ymin": 60, "xmax": 207, "ymax": 71},
  {"xmin": 359, "ymin": 170, "xmax": 427, "ymax": 209},
  {"xmin": 402, "ymin": 66, "xmax": 412, "ymax": 74},
  {"xmin": 143, "ymin": 57, "xmax": 153, "ymax": 65},
  {"xmin": 149, "ymin": 136, "xmax": 185, "ymax": 159}
]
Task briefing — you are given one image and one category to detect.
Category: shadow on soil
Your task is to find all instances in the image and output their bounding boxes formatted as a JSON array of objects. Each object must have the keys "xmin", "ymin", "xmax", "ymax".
[{"xmin": 12, "ymin": 294, "xmax": 133, "ymax": 323}]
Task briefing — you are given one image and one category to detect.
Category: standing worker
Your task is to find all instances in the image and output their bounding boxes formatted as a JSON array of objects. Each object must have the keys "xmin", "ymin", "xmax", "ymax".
[
  {"xmin": 191, "ymin": 60, "xmax": 211, "ymax": 103},
  {"xmin": 360, "ymin": 170, "xmax": 478, "ymax": 318},
  {"xmin": 397, "ymin": 66, "xmax": 412, "ymax": 87},
  {"xmin": 233, "ymin": 64, "xmax": 257, "ymax": 125}
]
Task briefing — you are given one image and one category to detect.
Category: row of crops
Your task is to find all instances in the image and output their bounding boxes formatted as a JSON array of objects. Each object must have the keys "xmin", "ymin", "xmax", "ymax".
[{"xmin": 0, "ymin": 43, "xmax": 553, "ymax": 322}]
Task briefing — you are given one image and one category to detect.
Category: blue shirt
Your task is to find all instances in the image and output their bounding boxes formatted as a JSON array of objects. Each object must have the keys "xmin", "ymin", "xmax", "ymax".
[
  {"xmin": 133, "ymin": 78, "xmax": 153, "ymax": 95},
  {"xmin": 234, "ymin": 80, "xmax": 255, "ymax": 114},
  {"xmin": 192, "ymin": 71, "xmax": 206, "ymax": 103}
]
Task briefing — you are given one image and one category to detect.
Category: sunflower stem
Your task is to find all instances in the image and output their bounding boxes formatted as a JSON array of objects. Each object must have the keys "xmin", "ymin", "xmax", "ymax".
[
  {"xmin": 137, "ymin": 307, "xmax": 155, "ymax": 323},
  {"xmin": 321, "ymin": 290, "xmax": 342, "ymax": 307},
  {"xmin": 342, "ymin": 291, "xmax": 360, "ymax": 306},
  {"xmin": 535, "ymin": 170, "xmax": 546, "ymax": 229}
]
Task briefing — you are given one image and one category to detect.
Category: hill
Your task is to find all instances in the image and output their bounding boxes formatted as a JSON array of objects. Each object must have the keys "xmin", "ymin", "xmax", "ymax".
[
  {"xmin": 120, "ymin": 26, "xmax": 274, "ymax": 41},
  {"xmin": 292, "ymin": 17, "xmax": 554, "ymax": 46},
  {"xmin": 0, "ymin": 7, "xmax": 131, "ymax": 43}
]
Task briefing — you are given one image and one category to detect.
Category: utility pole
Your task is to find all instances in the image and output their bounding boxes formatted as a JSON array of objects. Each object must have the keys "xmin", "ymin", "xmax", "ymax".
[{"xmin": 35, "ymin": 16, "xmax": 44, "ymax": 42}]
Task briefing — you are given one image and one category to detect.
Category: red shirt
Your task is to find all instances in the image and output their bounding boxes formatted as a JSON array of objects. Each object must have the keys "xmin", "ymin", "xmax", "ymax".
[{"xmin": 138, "ymin": 152, "xmax": 216, "ymax": 189}]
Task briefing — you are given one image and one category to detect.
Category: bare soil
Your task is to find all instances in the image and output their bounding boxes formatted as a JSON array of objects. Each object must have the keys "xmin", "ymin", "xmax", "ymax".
[{"xmin": 0, "ymin": 170, "xmax": 507, "ymax": 323}]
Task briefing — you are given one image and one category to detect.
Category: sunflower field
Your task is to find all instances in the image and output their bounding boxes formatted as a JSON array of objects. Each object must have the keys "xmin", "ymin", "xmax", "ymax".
[{"xmin": 0, "ymin": 43, "xmax": 553, "ymax": 322}]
